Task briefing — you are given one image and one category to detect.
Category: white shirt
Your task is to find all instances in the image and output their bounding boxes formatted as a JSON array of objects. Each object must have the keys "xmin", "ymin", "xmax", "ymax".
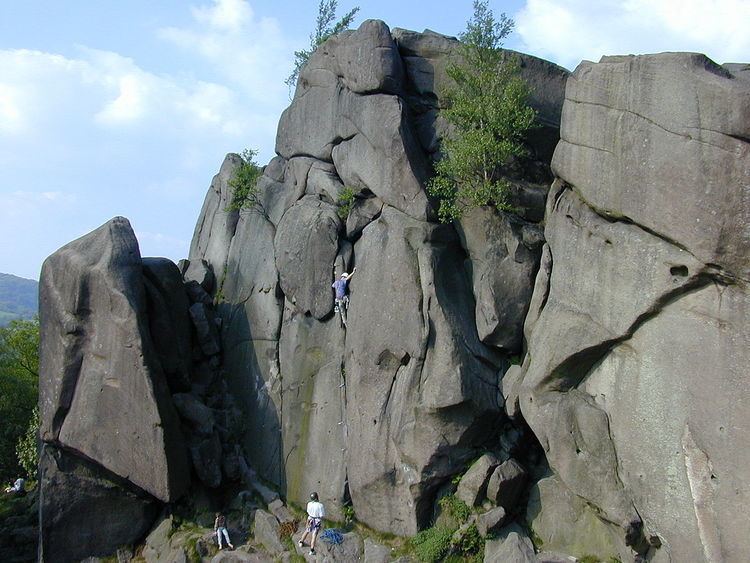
[{"xmin": 307, "ymin": 500, "xmax": 325, "ymax": 518}]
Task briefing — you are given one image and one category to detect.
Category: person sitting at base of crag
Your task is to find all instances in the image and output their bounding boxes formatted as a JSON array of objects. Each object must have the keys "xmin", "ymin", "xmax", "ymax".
[
  {"xmin": 298, "ymin": 492, "xmax": 325, "ymax": 555},
  {"xmin": 332, "ymin": 268, "xmax": 356, "ymax": 314},
  {"xmin": 214, "ymin": 512, "xmax": 234, "ymax": 550},
  {"xmin": 4, "ymin": 478, "xmax": 25, "ymax": 496}
]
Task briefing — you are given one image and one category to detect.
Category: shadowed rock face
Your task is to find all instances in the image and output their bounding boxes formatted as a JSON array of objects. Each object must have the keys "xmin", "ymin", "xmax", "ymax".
[
  {"xmin": 186, "ymin": 20, "xmax": 565, "ymax": 533},
  {"xmin": 520, "ymin": 54, "xmax": 750, "ymax": 561},
  {"xmin": 38, "ymin": 217, "xmax": 191, "ymax": 561},
  {"xmin": 39, "ymin": 217, "xmax": 189, "ymax": 502}
]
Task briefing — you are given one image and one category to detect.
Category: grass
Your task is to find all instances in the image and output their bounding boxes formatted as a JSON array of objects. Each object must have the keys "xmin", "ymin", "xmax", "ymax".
[
  {"xmin": 336, "ymin": 187, "xmax": 357, "ymax": 219},
  {"xmin": 438, "ymin": 494, "xmax": 471, "ymax": 524}
]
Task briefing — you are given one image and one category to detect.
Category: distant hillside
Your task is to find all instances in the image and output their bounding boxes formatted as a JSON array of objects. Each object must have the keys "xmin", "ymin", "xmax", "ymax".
[{"xmin": 0, "ymin": 273, "xmax": 38, "ymax": 326}]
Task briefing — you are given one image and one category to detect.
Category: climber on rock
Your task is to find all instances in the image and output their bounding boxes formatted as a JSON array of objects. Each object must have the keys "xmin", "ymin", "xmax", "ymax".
[
  {"xmin": 298, "ymin": 491, "xmax": 325, "ymax": 555},
  {"xmin": 332, "ymin": 267, "xmax": 356, "ymax": 326}
]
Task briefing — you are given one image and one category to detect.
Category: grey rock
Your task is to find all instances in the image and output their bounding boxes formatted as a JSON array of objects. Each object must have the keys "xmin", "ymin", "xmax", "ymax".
[
  {"xmin": 190, "ymin": 432, "xmax": 223, "ymax": 488},
  {"xmin": 172, "ymin": 393, "xmax": 215, "ymax": 437},
  {"xmin": 487, "ymin": 458, "xmax": 527, "ymax": 511},
  {"xmin": 456, "ymin": 207, "xmax": 544, "ymax": 352},
  {"xmin": 217, "ymin": 210, "xmax": 283, "ymax": 486},
  {"xmin": 259, "ymin": 156, "xmax": 308, "ymax": 227},
  {"xmin": 552, "ymin": 52, "xmax": 750, "ymax": 280},
  {"xmin": 536, "ymin": 553, "xmax": 577, "ymax": 563},
  {"xmin": 274, "ymin": 196, "xmax": 342, "ymax": 319},
  {"xmin": 296, "ymin": 20, "xmax": 404, "ymax": 95},
  {"xmin": 277, "ymin": 83, "xmax": 431, "ymax": 220},
  {"xmin": 306, "ymin": 159, "xmax": 345, "ymax": 203},
  {"xmin": 189, "ymin": 153, "xmax": 242, "ymax": 277},
  {"xmin": 184, "ymin": 258, "xmax": 215, "ymax": 293},
  {"xmin": 475, "ymin": 506, "xmax": 507, "ymax": 537},
  {"xmin": 456, "ymin": 453, "xmax": 502, "ymax": 507},
  {"xmin": 39, "ymin": 445, "xmax": 160, "ymax": 563},
  {"xmin": 38, "ymin": 217, "xmax": 189, "ymax": 502},
  {"xmin": 345, "ymin": 208, "xmax": 502, "ymax": 535},
  {"xmin": 253, "ymin": 510, "xmax": 285, "ymax": 555},
  {"xmin": 484, "ymin": 531, "xmax": 537, "ymax": 563},
  {"xmin": 184, "ymin": 279, "xmax": 213, "ymax": 305},
  {"xmin": 142, "ymin": 258, "xmax": 193, "ymax": 392},
  {"xmin": 501, "ymin": 365, "xmax": 524, "ymax": 419},
  {"xmin": 363, "ymin": 538, "xmax": 391, "ymax": 563},
  {"xmin": 189, "ymin": 302, "xmax": 221, "ymax": 356},
  {"xmin": 293, "ymin": 529, "xmax": 363, "ymax": 562},
  {"xmin": 211, "ymin": 551, "xmax": 271, "ymax": 563},
  {"xmin": 279, "ymin": 304, "xmax": 348, "ymax": 521},
  {"xmin": 526, "ymin": 473, "xmax": 625, "ymax": 561},
  {"xmin": 268, "ymin": 499, "xmax": 295, "ymax": 524},
  {"xmin": 346, "ymin": 195, "xmax": 384, "ymax": 239}
]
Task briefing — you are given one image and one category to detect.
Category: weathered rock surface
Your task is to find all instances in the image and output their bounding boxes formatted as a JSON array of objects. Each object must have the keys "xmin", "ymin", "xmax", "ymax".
[
  {"xmin": 39, "ymin": 446, "xmax": 160, "ymax": 563},
  {"xmin": 518, "ymin": 53, "xmax": 750, "ymax": 561},
  {"xmin": 456, "ymin": 453, "xmax": 502, "ymax": 507},
  {"xmin": 345, "ymin": 208, "xmax": 503, "ymax": 534},
  {"xmin": 275, "ymin": 196, "xmax": 342, "ymax": 319},
  {"xmin": 189, "ymin": 153, "xmax": 243, "ymax": 279},
  {"xmin": 484, "ymin": 529, "xmax": 537, "ymax": 563},
  {"xmin": 253, "ymin": 510, "xmax": 285, "ymax": 555},
  {"xmin": 39, "ymin": 217, "xmax": 189, "ymax": 502},
  {"xmin": 457, "ymin": 207, "xmax": 544, "ymax": 352},
  {"xmin": 486, "ymin": 458, "xmax": 527, "ymax": 511}
]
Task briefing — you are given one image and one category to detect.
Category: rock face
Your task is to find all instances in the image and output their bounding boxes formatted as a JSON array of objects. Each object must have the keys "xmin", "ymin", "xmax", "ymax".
[
  {"xmin": 518, "ymin": 54, "xmax": 750, "ymax": 561},
  {"xmin": 179, "ymin": 20, "xmax": 566, "ymax": 536},
  {"xmin": 39, "ymin": 217, "xmax": 190, "ymax": 502},
  {"xmin": 40, "ymin": 17, "xmax": 749, "ymax": 563}
]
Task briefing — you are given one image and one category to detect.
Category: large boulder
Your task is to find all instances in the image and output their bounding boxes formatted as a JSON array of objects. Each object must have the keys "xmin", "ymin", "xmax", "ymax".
[
  {"xmin": 518, "ymin": 53, "xmax": 750, "ymax": 561},
  {"xmin": 39, "ymin": 445, "xmax": 160, "ymax": 563},
  {"xmin": 456, "ymin": 207, "xmax": 544, "ymax": 352},
  {"xmin": 274, "ymin": 196, "xmax": 342, "ymax": 319},
  {"xmin": 39, "ymin": 217, "xmax": 189, "ymax": 502},
  {"xmin": 344, "ymin": 207, "xmax": 503, "ymax": 535},
  {"xmin": 142, "ymin": 258, "xmax": 193, "ymax": 392}
]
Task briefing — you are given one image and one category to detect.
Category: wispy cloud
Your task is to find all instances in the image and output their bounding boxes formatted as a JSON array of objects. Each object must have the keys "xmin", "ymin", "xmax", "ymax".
[{"xmin": 516, "ymin": 0, "xmax": 750, "ymax": 70}]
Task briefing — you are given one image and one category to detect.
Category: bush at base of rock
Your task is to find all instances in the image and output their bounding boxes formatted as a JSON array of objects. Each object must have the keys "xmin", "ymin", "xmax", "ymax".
[{"xmin": 411, "ymin": 527, "xmax": 454, "ymax": 562}]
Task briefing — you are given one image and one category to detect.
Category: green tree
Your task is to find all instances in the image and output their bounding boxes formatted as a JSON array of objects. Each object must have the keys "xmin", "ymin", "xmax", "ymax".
[
  {"xmin": 285, "ymin": 0, "xmax": 360, "ymax": 90},
  {"xmin": 226, "ymin": 149, "xmax": 264, "ymax": 215},
  {"xmin": 0, "ymin": 318, "xmax": 39, "ymax": 481},
  {"xmin": 428, "ymin": 0, "xmax": 536, "ymax": 222}
]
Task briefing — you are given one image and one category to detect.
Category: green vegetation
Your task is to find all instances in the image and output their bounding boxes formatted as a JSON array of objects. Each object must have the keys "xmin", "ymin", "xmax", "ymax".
[
  {"xmin": 451, "ymin": 523, "xmax": 483, "ymax": 558},
  {"xmin": 0, "ymin": 318, "xmax": 39, "ymax": 482},
  {"xmin": 226, "ymin": 149, "xmax": 264, "ymax": 214},
  {"xmin": 16, "ymin": 406, "xmax": 39, "ymax": 479},
  {"xmin": 438, "ymin": 494, "xmax": 471, "ymax": 525},
  {"xmin": 342, "ymin": 503, "xmax": 356, "ymax": 524},
  {"xmin": 285, "ymin": 0, "xmax": 360, "ymax": 90},
  {"xmin": 411, "ymin": 526, "xmax": 454, "ymax": 562},
  {"xmin": 0, "ymin": 273, "xmax": 38, "ymax": 327},
  {"xmin": 336, "ymin": 186, "xmax": 357, "ymax": 219},
  {"xmin": 428, "ymin": 0, "xmax": 536, "ymax": 222}
]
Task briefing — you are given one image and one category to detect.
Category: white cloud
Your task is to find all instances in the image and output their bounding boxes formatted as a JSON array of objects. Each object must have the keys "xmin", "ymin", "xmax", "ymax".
[
  {"xmin": 158, "ymin": 0, "xmax": 295, "ymax": 115},
  {"xmin": 515, "ymin": 0, "xmax": 750, "ymax": 70}
]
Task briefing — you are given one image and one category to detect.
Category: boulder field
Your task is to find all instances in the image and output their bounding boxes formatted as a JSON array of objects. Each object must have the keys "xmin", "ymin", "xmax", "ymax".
[{"xmin": 36, "ymin": 20, "xmax": 748, "ymax": 563}]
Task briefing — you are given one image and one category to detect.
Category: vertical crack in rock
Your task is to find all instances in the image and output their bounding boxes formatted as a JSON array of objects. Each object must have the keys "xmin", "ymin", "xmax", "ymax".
[{"xmin": 682, "ymin": 426, "xmax": 722, "ymax": 563}]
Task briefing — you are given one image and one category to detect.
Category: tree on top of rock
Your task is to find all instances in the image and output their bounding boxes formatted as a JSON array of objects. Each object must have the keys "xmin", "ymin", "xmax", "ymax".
[
  {"xmin": 428, "ymin": 0, "xmax": 536, "ymax": 222},
  {"xmin": 285, "ymin": 0, "xmax": 360, "ymax": 91}
]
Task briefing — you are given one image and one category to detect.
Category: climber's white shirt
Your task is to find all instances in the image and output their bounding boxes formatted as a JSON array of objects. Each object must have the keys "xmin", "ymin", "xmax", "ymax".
[{"xmin": 307, "ymin": 500, "xmax": 325, "ymax": 518}]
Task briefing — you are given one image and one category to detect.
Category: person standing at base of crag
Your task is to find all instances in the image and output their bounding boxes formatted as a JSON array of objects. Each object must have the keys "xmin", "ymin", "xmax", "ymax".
[
  {"xmin": 214, "ymin": 512, "xmax": 234, "ymax": 550},
  {"xmin": 298, "ymin": 492, "xmax": 325, "ymax": 555}
]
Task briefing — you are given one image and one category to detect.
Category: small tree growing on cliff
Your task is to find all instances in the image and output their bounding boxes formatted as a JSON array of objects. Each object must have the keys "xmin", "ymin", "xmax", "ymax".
[
  {"xmin": 285, "ymin": 0, "xmax": 360, "ymax": 90},
  {"xmin": 226, "ymin": 149, "xmax": 264, "ymax": 215},
  {"xmin": 428, "ymin": 0, "xmax": 536, "ymax": 222}
]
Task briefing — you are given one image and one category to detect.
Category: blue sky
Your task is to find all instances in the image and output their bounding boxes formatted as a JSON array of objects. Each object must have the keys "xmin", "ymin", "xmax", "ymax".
[{"xmin": 1, "ymin": 0, "xmax": 748, "ymax": 280}]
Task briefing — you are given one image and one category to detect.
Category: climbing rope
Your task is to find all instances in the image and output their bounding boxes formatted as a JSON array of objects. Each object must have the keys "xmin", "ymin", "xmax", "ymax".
[{"xmin": 320, "ymin": 528, "xmax": 344, "ymax": 545}]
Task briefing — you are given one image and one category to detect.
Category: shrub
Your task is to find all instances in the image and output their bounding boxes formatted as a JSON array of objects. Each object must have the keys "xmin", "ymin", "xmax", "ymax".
[
  {"xmin": 15, "ymin": 406, "xmax": 39, "ymax": 480},
  {"xmin": 225, "ymin": 149, "xmax": 263, "ymax": 214},
  {"xmin": 438, "ymin": 494, "xmax": 471, "ymax": 524},
  {"xmin": 451, "ymin": 523, "xmax": 484, "ymax": 557},
  {"xmin": 411, "ymin": 526, "xmax": 454, "ymax": 562},
  {"xmin": 336, "ymin": 186, "xmax": 357, "ymax": 219}
]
